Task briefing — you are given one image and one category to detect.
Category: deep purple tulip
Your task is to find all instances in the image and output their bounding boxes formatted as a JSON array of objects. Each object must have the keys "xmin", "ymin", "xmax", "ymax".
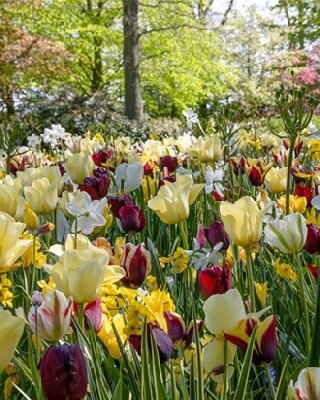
[
  {"xmin": 40, "ymin": 344, "xmax": 88, "ymax": 400},
  {"xmin": 305, "ymin": 223, "xmax": 320, "ymax": 254},
  {"xmin": 160, "ymin": 156, "xmax": 178, "ymax": 173},
  {"xmin": 204, "ymin": 220, "xmax": 230, "ymax": 251},
  {"xmin": 119, "ymin": 204, "xmax": 145, "ymax": 232},
  {"xmin": 107, "ymin": 194, "xmax": 133, "ymax": 218},
  {"xmin": 79, "ymin": 168, "xmax": 110, "ymax": 200}
]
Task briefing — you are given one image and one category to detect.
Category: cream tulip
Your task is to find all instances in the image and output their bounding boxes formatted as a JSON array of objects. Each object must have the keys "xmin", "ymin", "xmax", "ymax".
[
  {"xmin": 0, "ymin": 310, "xmax": 25, "ymax": 372},
  {"xmin": 288, "ymin": 368, "xmax": 320, "ymax": 399},
  {"xmin": 148, "ymin": 174, "xmax": 204, "ymax": 224},
  {"xmin": 45, "ymin": 234, "xmax": 125, "ymax": 303},
  {"xmin": 220, "ymin": 196, "xmax": 269, "ymax": 247},
  {"xmin": 0, "ymin": 182, "xmax": 25, "ymax": 219},
  {"xmin": 0, "ymin": 214, "xmax": 32, "ymax": 273},
  {"xmin": 24, "ymin": 177, "xmax": 59, "ymax": 215},
  {"xmin": 64, "ymin": 153, "xmax": 94, "ymax": 184},
  {"xmin": 264, "ymin": 167, "xmax": 288, "ymax": 193},
  {"xmin": 191, "ymin": 136, "xmax": 223, "ymax": 163},
  {"xmin": 203, "ymin": 289, "xmax": 246, "ymax": 383}
]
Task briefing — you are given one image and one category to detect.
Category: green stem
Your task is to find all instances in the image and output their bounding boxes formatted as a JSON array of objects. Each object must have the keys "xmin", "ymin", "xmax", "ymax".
[
  {"xmin": 245, "ymin": 247, "xmax": 256, "ymax": 312},
  {"xmin": 285, "ymin": 138, "xmax": 295, "ymax": 215},
  {"xmin": 309, "ymin": 260, "xmax": 320, "ymax": 367},
  {"xmin": 264, "ymin": 365, "xmax": 276, "ymax": 400},
  {"xmin": 297, "ymin": 254, "xmax": 310, "ymax": 352},
  {"xmin": 78, "ymin": 303, "xmax": 85, "ymax": 332},
  {"xmin": 179, "ymin": 220, "xmax": 189, "ymax": 249}
]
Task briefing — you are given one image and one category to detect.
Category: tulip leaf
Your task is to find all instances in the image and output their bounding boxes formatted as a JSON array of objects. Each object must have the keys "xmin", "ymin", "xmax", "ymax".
[
  {"xmin": 233, "ymin": 327, "xmax": 257, "ymax": 400},
  {"xmin": 275, "ymin": 356, "xmax": 289, "ymax": 400},
  {"xmin": 147, "ymin": 238, "xmax": 166, "ymax": 286},
  {"xmin": 141, "ymin": 321, "xmax": 153, "ymax": 399}
]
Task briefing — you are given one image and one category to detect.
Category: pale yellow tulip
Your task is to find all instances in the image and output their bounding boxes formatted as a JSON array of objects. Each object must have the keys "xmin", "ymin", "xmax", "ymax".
[
  {"xmin": 0, "ymin": 214, "xmax": 32, "ymax": 273},
  {"xmin": 0, "ymin": 181, "xmax": 25, "ymax": 220},
  {"xmin": 45, "ymin": 234, "xmax": 125, "ymax": 303},
  {"xmin": 191, "ymin": 136, "xmax": 223, "ymax": 163},
  {"xmin": 24, "ymin": 177, "xmax": 59, "ymax": 215},
  {"xmin": 148, "ymin": 174, "xmax": 204, "ymax": 224},
  {"xmin": 264, "ymin": 167, "xmax": 288, "ymax": 193},
  {"xmin": 64, "ymin": 153, "xmax": 94, "ymax": 184},
  {"xmin": 0, "ymin": 310, "xmax": 25, "ymax": 372},
  {"xmin": 220, "ymin": 196, "xmax": 269, "ymax": 247}
]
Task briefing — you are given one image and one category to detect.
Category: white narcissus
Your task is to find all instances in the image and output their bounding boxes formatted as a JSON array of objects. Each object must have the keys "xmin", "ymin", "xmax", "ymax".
[
  {"xmin": 264, "ymin": 213, "xmax": 307, "ymax": 253},
  {"xmin": 66, "ymin": 191, "xmax": 107, "ymax": 235},
  {"xmin": 0, "ymin": 214, "xmax": 32, "ymax": 273},
  {"xmin": 45, "ymin": 234, "xmax": 125, "ymax": 303},
  {"xmin": 0, "ymin": 310, "xmax": 25, "ymax": 372},
  {"xmin": 287, "ymin": 367, "xmax": 320, "ymax": 399},
  {"xmin": 28, "ymin": 290, "xmax": 73, "ymax": 341},
  {"xmin": 202, "ymin": 289, "xmax": 246, "ymax": 383},
  {"xmin": 220, "ymin": 196, "xmax": 269, "ymax": 247},
  {"xmin": 115, "ymin": 161, "xmax": 144, "ymax": 193},
  {"xmin": 148, "ymin": 174, "xmax": 204, "ymax": 225}
]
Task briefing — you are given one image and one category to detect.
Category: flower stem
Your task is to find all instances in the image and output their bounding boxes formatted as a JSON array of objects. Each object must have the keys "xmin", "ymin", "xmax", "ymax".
[
  {"xmin": 285, "ymin": 138, "xmax": 295, "ymax": 215},
  {"xmin": 309, "ymin": 262, "xmax": 320, "ymax": 367},
  {"xmin": 297, "ymin": 254, "xmax": 310, "ymax": 352},
  {"xmin": 264, "ymin": 365, "xmax": 276, "ymax": 400},
  {"xmin": 179, "ymin": 220, "xmax": 189, "ymax": 250},
  {"xmin": 245, "ymin": 247, "xmax": 256, "ymax": 312}
]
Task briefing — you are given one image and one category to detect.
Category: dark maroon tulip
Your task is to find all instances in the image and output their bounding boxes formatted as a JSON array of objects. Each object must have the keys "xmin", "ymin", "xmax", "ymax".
[
  {"xmin": 129, "ymin": 325, "xmax": 174, "ymax": 363},
  {"xmin": 40, "ymin": 344, "xmax": 87, "ymax": 400},
  {"xmin": 107, "ymin": 194, "xmax": 133, "ymax": 218},
  {"xmin": 164, "ymin": 312, "xmax": 186, "ymax": 344},
  {"xmin": 160, "ymin": 156, "xmax": 178, "ymax": 173},
  {"xmin": 198, "ymin": 264, "xmax": 232, "ymax": 300},
  {"xmin": 204, "ymin": 220, "xmax": 230, "ymax": 251},
  {"xmin": 184, "ymin": 320, "xmax": 203, "ymax": 349},
  {"xmin": 92, "ymin": 149, "xmax": 114, "ymax": 167},
  {"xmin": 158, "ymin": 175, "xmax": 176, "ymax": 187},
  {"xmin": 79, "ymin": 171, "xmax": 110, "ymax": 201},
  {"xmin": 119, "ymin": 204, "xmax": 145, "ymax": 232},
  {"xmin": 305, "ymin": 224, "xmax": 320, "ymax": 254},
  {"xmin": 121, "ymin": 244, "xmax": 151, "ymax": 288},
  {"xmin": 84, "ymin": 298, "xmax": 103, "ymax": 332}
]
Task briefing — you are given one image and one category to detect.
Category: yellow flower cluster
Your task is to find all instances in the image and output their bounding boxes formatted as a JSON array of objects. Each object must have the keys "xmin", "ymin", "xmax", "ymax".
[
  {"xmin": 306, "ymin": 208, "xmax": 320, "ymax": 228},
  {"xmin": 0, "ymin": 275, "xmax": 13, "ymax": 308},
  {"xmin": 37, "ymin": 276, "xmax": 56, "ymax": 296},
  {"xmin": 274, "ymin": 259, "xmax": 297, "ymax": 282},
  {"xmin": 100, "ymin": 283, "xmax": 137, "ymax": 317},
  {"xmin": 124, "ymin": 290, "xmax": 175, "ymax": 336},
  {"xmin": 278, "ymin": 195, "xmax": 307, "ymax": 214},
  {"xmin": 20, "ymin": 233, "xmax": 47, "ymax": 269},
  {"xmin": 308, "ymin": 139, "xmax": 320, "ymax": 161},
  {"xmin": 160, "ymin": 247, "xmax": 189, "ymax": 273}
]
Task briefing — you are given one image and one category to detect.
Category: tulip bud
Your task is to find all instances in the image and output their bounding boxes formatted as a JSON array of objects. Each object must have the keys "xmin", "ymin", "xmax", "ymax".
[
  {"xmin": 129, "ymin": 325, "xmax": 174, "ymax": 363},
  {"xmin": 107, "ymin": 194, "xmax": 133, "ymax": 218},
  {"xmin": 28, "ymin": 290, "xmax": 73, "ymax": 341},
  {"xmin": 23, "ymin": 202, "xmax": 39, "ymax": 231},
  {"xmin": 119, "ymin": 204, "xmax": 145, "ymax": 233},
  {"xmin": 143, "ymin": 162, "xmax": 153, "ymax": 175},
  {"xmin": 36, "ymin": 222, "xmax": 55, "ymax": 235},
  {"xmin": 198, "ymin": 264, "xmax": 232, "ymax": 300},
  {"xmin": 160, "ymin": 156, "xmax": 178, "ymax": 173},
  {"xmin": 305, "ymin": 224, "xmax": 320, "ymax": 254},
  {"xmin": 204, "ymin": 220, "xmax": 230, "ymax": 251},
  {"xmin": 121, "ymin": 244, "xmax": 151, "ymax": 288},
  {"xmin": 92, "ymin": 149, "xmax": 114, "ymax": 167},
  {"xmin": 164, "ymin": 312, "xmax": 186, "ymax": 345},
  {"xmin": 78, "ymin": 168, "xmax": 110, "ymax": 201},
  {"xmin": 85, "ymin": 298, "xmax": 103, "ymax": 332},
  {"xmin": 40, "ymin": 344, "xmax": 88, "ymax": 400}
]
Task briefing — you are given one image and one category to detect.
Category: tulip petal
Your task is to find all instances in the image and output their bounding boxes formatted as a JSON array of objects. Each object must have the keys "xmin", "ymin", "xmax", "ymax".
[{"xmin": 256, "ymin": 315, "xmax": 277, "ymax": 364}]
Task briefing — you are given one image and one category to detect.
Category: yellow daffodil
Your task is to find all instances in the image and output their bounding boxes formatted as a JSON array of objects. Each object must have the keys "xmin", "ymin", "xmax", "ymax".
[
  {"xmin": 220, "ymin": 196, "xmax": 269, "ymax": 247},
  {"xmin": 0, "ymin": 274, "xmax": 13, "ymax": 308},
  {"xmin": 37, "ymin": 277, "xmax": 56, "ymax": 296},
  {"xmin": 254, "ymin": 282, "xmax": 268, "ymax": 308},
  {"xmin": 306, "ymin": 208, "xmax": 320, "ymax": 228},
  {"xmin": 278, "ymin": 195, "xmax": 307, "ymax": 214},
  {"xmin": 148, "ymin": 174, "xmax": 204, "ymax": 224},
  {"xmin": 98, "ymin": 314, "xmax": 127, "ymax": 359},
  {"xmin": 274, "ymin": 259, "xmax": 297, "ymax": 282},
  {"xmin": 264, "ymin": 167, "xmax": 288, "ymax": 193},
  {"xmin": 308, "ymin": 139, "xmax": 320, "ymax": 161}
]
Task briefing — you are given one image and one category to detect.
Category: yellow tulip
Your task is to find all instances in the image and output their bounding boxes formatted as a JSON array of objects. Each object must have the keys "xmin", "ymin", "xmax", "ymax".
[
  {"xmin": 45, "ymin": 234, "xmax": 125, "ymax": 303},
  {"xmin": 64, "ymin": 153, "xmax": 94, "ymax": 184},
  {"xmin": 98, "ymin": 314, "xmax": 126, "ymax": 359},
  {"xmin": 264, "ymin": 167, "xmax": 288, "ymax": 193},
  {"xmin": 220, "ymin": 196, "xmax": 269, "ymax": 247},
  {"xmin": 0, "ymin": 214, "xmax": 32, "ymax": 273},
  {"xmin": 148, "ymin": 174, "xmax": 204, "ymax": 224},
  {"xmin": 23, "ymin": 202, "xmax": 39, "ymax": 231},
  {"xmin": 191, "ymin": 136, "xmax": 223, "ymax": 163},
  {"xmin": 0, "ymin": 310, "xmax": 25, "ymax": 372},
  {"xmin": 0, "ymin": 180, "xmax": 25, "ymax": 219},
  {"xmin": 24, "ymin": 178, "xmax": 59, "ymax": 215}
]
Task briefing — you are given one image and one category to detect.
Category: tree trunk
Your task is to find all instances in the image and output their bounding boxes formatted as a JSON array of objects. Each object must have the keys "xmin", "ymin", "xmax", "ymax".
[
  {"xmin": 123, "ymin": 0, "xmax": 143, "ymax": 122},
  {"xmin": 3, "ymin": 86, "xmax": 15, "ymax": 117}
]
